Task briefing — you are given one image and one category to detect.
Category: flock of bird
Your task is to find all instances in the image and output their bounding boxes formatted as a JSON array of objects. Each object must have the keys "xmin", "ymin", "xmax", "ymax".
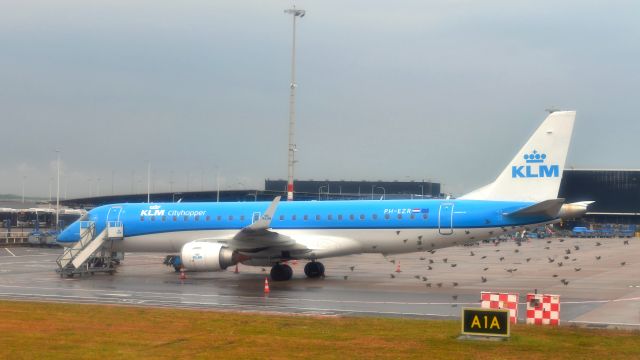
[{"xmin": 372, "ymin": 236, "xmax": 633, "ymax": 291}]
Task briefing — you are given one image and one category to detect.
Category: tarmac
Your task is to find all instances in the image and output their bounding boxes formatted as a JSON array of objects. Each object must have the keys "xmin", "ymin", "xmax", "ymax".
[{"xmin": 0, "ymin": 236, "xmax": 639, "ymax": 328}]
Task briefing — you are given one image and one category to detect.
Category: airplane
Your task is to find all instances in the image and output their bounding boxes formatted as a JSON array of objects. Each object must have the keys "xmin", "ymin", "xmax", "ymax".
[{"xmin": 57, "ymin": 111, "xmax": 577, "ymax": 281}]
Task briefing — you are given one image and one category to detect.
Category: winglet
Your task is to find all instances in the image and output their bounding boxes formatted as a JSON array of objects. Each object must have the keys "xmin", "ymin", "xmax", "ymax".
[{"xmin": 245, "ymin": 196, "xmax": 281, "ymax": 231}]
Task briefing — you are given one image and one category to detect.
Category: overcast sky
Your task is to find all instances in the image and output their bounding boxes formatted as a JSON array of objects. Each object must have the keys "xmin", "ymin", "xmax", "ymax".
[{"xmin": 1, "ymin": 0, "xmax": 638, "ymax": 198}]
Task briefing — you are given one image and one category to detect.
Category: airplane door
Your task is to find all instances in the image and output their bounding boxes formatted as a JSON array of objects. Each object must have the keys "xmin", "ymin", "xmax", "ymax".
[
  {"xmin": 106, "ymin": 206, "xmax": 123, "ymax": 223},
  {"xmin": 252, "ymin": 212, "xmax": 261, "ymax": 224},
  {"xmin": 438, "ymin": 203, "xmax": 454, "ymax": 235}
]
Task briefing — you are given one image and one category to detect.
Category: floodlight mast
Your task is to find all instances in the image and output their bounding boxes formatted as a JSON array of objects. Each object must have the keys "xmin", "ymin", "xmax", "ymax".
[{"xmin": 284, "ymin": 6, "xmax": 305, "ymax": 201}]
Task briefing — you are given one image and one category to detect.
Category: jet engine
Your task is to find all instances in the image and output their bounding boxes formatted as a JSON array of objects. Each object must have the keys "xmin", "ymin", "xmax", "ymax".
[
  {"xmin": 180, "ymin": 242, "xmax": 237, "ymax": 271},
  {"xmin": 558, "ymin": 201, "xmax": 594, "ymax": 219}
]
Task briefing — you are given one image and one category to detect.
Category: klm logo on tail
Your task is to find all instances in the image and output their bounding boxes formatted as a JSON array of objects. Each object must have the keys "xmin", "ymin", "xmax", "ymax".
[{"xmin": 511, "ymin": 150, "xmax": 559, "ymax": 178}]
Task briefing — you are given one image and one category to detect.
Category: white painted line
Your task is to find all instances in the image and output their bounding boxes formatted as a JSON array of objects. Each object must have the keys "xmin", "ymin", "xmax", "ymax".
[
  {"xmin": 105, "ymin": 293, "xmax": 132, "ymax": 297},
  {"xmin": 4, "ymin": 248, "xmax": 16, "ymax": 257},
  {"xmin": 568, "ymin": 320, "xmax": 640, "ymax": 327}
]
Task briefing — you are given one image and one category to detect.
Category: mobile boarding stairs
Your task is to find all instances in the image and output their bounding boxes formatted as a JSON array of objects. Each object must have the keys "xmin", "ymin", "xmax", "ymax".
[{"xmin": 56, "ymin": 221, "xmax": 124, "ymax": 277}]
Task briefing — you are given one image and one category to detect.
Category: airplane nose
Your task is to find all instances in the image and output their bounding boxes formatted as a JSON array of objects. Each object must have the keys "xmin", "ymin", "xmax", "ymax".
[{"xmin": 57, "ymin": 223, "xmax": 80, "ymax": 243}]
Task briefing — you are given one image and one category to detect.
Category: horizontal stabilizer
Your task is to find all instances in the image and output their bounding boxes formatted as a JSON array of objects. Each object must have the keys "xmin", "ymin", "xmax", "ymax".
[{"xmin": 505, "ymin": 198, "xmax": 565, "ymax": 218}]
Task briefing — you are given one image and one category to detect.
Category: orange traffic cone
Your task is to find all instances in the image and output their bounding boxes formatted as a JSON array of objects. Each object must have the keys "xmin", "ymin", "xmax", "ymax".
[
  {"xmin": 395, "ymin": 261, "xmax": 402, "ymax": 273},
  {"xmin": 264, "ymin": 277, "xmax": 270, "ymax": 294},
  {"xmin": 234, "ymin": 264, "xmax": 239, "ymax": 274},
  {"xmin": 179, "ymin": 267, "xmax": 186, "ymax": 280}
]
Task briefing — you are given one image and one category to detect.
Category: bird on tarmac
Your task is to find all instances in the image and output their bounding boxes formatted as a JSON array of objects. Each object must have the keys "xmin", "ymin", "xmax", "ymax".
[
  {"xmin": 574, "ymin": 268, "xmax": 581, "ymax": 272},
  {"xmin": 596, "ymin": 256, "xmax": 601, "ymax": 260},
  {"xmin": 414, "ymin": 275, "xmax": 420, "ymax": 279},
  {"xmin": 451, "ymin": 264, "xmax": 457, "ymax": 268},
  {"xmin": 559, "ymin": 239, "xmax": 565, "ymax": 242},
  {"xmin": 349, "ymin": 266, "xmax": 355, "ymax": 272},
  {"xmin": 343, "ymin": 276, "xmax": 348, "ymax": 280},
  {"xmin": 553, "ymin": 274, "xmax": 558, "ymax": 278},
  {"xmin": 545, "ymin": 247, "xmax": 551, "ymax": 250},
  {"xmin": 443, "ymin": 258, "xmax": 448, "ymax": 263},
  {"xmin": 495, "ymin": 249, "xmax": 501, "ymax": 252},
  {"xmin": 514, "ymin": 249, "xmax": 519, "ymax": 253},
  {"xmin": 565, "ymin": 249, "xmax": 571, "ymax": 255},
  {"xmin": 437, "ymin": 283, "xmax": 443, "ymax": 288},
  {"xmin": 621, "ymin": 262, "xmax": 627, "ymax": 266},
  {"xmin": 561, "ymin": 279, "xmax": 569, "ymax": 286},
  {"xmin": 470, "ymin": 251, "xmax": 475, "ymax": 256},
  {"xmin": 427, "ymin": 266, "xmax": 433, "ymax": 270},
  {"xmin": 452, "ymin": 295, "xmax": 458, "ymax": 300},
  {"xmin": 261, "ymin": 268, "xmax": 266, "ymax": 272},
  {"xmin": 548, "ymin": 257, "xmax": 555, "ymax": 263},
  {"xmin": 572, "ymin": 258, "xmax": 577, "ymax": 261},
  {"xmin": 547, "ymin": 240, "xmax": 552, "ymax": 244},
  {"xmin": 390, "ymin": 274, "xmax": 396, "ymax": 279},
  {"xmin": 558, "ymin": 262, "xmax": 563, "ymax": 267},
  {"xmin": 596, "ymin": 242, "xmax": 602, "ymax": 246},
  {"xmin": 481, "ymin": 256, "xmax": 487, "ymax": 259},
  {"xmin": 426, "ymin": 283, "xmax": 432, "ymax": 288},
  {"xmin": 453, "ymin": 282, "xmax": 459, "ymax": 287},
  {"xmin": 564, "ymin": 256, "xmax": 570, "ymax": 260},
  {"xmin": 526, "ymin": 258, "xmax": 532, "ymax": 262},
  {"xmin": 429, "ymin": 259, "xmax": 434, "ymax": 264},
  {"xmin": 499, "ymin": 257, "xmax": 505, "ymax": 262},
  {"xmin": 420, "ymin": 257, "xmax": 426, "ymax": 261},
  {"xmin": 624, "ymin": 240, "xmax": 629, "ymax": 245},
  {"xmin": 574, "ymin": 245, "xmax": 580, "ymax": 251},
  {"xmin": 483, "ymin": 267, "xmax": 489, "ymax": 271},
  {"xmin": 481, "ymin": 276, "xmax": 487, "ymax": 283},
  {"xmin": 390, "ymin": 259, "xmax": 396, "ymax": 264},
  {"xmin": 422, "ymin": 277, "xmax": 428, "ymax": 282}
]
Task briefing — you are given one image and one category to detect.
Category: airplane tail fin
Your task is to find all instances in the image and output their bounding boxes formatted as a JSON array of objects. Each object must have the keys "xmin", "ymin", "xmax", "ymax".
[{"xmin": 460, "ymin": 111, "xmax": 576, "ymax": 202}]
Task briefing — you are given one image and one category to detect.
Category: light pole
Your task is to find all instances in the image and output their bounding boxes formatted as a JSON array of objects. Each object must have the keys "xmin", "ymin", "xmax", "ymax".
[
  {"xmin": 284, "ymin": 5, "xmax": 305, "ymax": 201},
  {"xmin": 146, "ymin": 161, "xmax": 151, "ymax": 203},
  {"xmin": 318, "ymin": 185, "xmax": 328, "ymax": 200},
  {"xmin": 21, "ymin": 176, "xmax": 26, "ymax": 203},
  {"xmin": 55, "ymin": 149, "xmax": 60, "ymax": 231}
]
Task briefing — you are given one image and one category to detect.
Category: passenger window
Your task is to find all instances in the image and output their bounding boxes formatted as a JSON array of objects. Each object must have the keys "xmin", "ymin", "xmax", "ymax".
[
  {"xmin": 217, "ymin": 215, "xmax": 222, "ymax": 221},
  {"xmin": 303, "ymin": 215, "xmax": 308, "ymax": 221},
  {"xmin": 384, "ymin": 214, "xmax": 390, "ymax": 220},
  {"xmin": 228, "ymin": 215, "xmax": 234, "ymax": 221},
  {"xmin": 206, "ymin": 215, "xmax": 211, "ymax": 221},
  {"xmin": 315, "ymin": 215, "xmax": 321, "ymax": 221},
  {"xmin": 359, "ymin": 214, "xmax": 365, "ymax": 220},
  {"xmin": 240, "ymin": 215, "xmax": 245, "ymax": 221},
  {"xmin": 195, "ymin": 215, "xmax": 200, "ymax": 221},
  {"xmin": 338, "ymin": 214, "xmax": 343, "ymax": 221},
  {"xmin": 173, "ymin": 216, "xmax": 177, "ymax": 222},
  {"xmin": 279, "ymin": 215, "xmax": 284, "ymax": 221},
  {"xmin": 162, "ymin": 216, "xmax": 166, "ymax": 222},
  {"xmin": 292, "ymin": 215, "xmax": 297, "ymax": 221},
  {"xmin": 151, "ymin": 216, "xmax": 155, "ymax": 221},
  {"xmin": 397, "ymin": 214, "xmax": 402, "ymax": 220},
  {"xmin": 140, "ymin": 216, "xmax": 144, "ymax": 221},
  {"xmin": 372, "ymin": 214, "xmax": 378, "ymax": 220},
  {"xmin": 410, "ymin": 214, "xmax": 415, "ymax": 220},
  {"xmin": 328, "ymin": 214, "xmax": 333, "ymax": 220},
  {"xmin": 349, "ymin": 214, "xmax": 355, "ymax": 221},
  {"xmin": 184, "ymin": 216, "xmax": 189, "ymax": 221}
]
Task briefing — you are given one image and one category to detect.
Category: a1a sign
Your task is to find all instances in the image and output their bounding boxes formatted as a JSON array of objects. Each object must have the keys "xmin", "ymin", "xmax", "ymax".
[{"xmin": 461, "ymin": 308, "xmax": 510, "ymax": 337}]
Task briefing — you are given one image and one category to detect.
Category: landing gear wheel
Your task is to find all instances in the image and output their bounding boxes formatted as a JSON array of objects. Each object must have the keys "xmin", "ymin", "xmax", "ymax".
[
  {"xmin": 270, "ymin": 263, "xmax": 293, "ymax": 281},
  {"xmin": 304, "ymin": 261, "xmax": 325, "ymax": 278}
]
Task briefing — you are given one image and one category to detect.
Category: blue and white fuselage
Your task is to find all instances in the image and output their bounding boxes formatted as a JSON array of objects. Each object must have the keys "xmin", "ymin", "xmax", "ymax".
[{"xmin": 56, "ymin": 110, "xmax": 577, "ymax": 280}]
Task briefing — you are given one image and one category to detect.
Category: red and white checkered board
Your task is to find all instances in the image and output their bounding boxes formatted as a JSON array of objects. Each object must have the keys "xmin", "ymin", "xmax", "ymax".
[
  {"xmin": 526, "ymin": 293, "xmax": 560, "ymax": 325},
  {"xmin": 480, "ymin": 291, "xmax": 519, "ymax": 324}
]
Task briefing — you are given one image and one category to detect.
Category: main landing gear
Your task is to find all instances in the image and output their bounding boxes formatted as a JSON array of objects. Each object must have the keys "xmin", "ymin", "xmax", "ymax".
[
  {"xmin": 304, "ymin": 261, "xmax": 325, "ymax": 279},
  {"xmin": 270, "ymin": 263, "xmax": 293, "ymax": 281},
  {"xmin": 269, "ymin": 261, "xmax": 326, "ymax": 281}
]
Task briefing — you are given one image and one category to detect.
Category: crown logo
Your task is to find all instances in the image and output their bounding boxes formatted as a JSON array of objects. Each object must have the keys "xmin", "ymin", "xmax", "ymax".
[{"xmin": 523, "ymin": 150, "xmax": 546, "ymax": 164}]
